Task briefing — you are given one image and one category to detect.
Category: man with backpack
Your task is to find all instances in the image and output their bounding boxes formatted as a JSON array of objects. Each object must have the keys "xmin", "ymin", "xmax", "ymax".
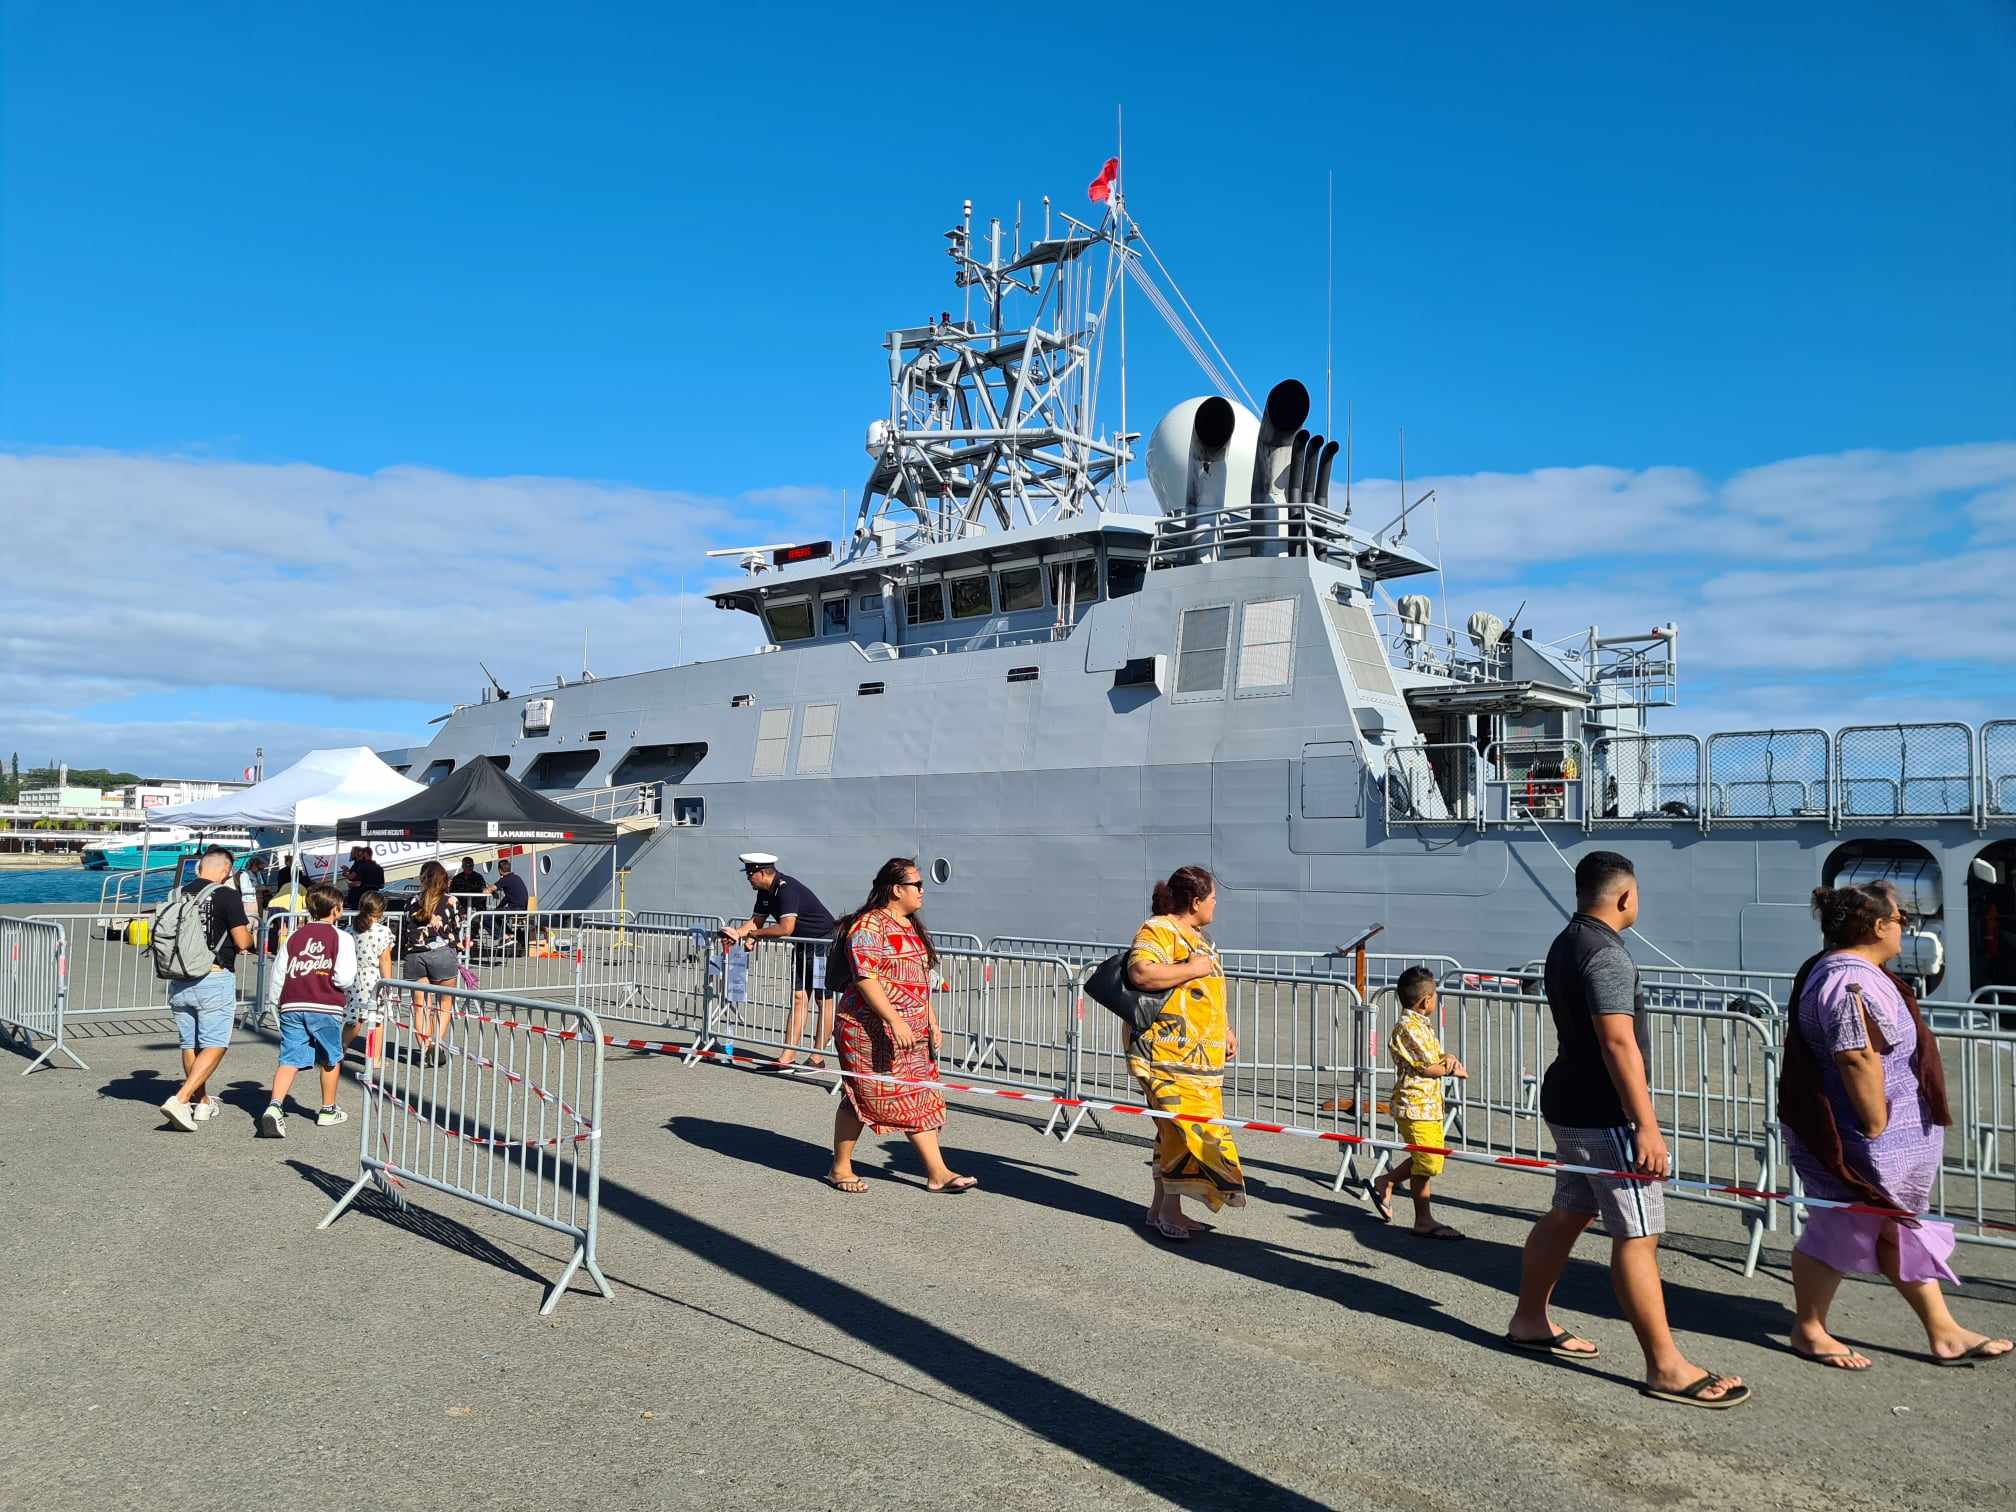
[{"xmin": 155, "ymin": 846, "xmax": 254, "ymax": 1132}]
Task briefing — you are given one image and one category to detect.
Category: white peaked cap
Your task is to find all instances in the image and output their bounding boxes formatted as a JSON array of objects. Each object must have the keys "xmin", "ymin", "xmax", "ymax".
[{"xmin": 738, "ymin": 852, "xmax": 780, "ymax": 867}]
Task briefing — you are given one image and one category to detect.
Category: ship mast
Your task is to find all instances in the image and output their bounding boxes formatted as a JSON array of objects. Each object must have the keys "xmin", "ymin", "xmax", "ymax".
[{"xmin": 848, "ymin": 197, "xmax": 1138, "ymax": 559}]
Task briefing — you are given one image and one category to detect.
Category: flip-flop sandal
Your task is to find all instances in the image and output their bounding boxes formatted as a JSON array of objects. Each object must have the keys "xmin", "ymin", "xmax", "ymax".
[
  {"xmin": 1409, "ymin": 1224, "xmax": 1465, "ymax": 1241},
  {"xmin": 1642, "ymin": 1373, "xmax": 1750, "ymax": 1409},
  {"xmin": 1788, "ymin": 1345, "xmax": 1871, "ymax": 1370},
  {"xmin": 1933, "ymin": 1340, "xmax": 2013, "ymax": 1367},
  {"xmin": 1366, "ymin": 1188, "xmax": 1394, "ymax": 1223},
  {"xmin": 1144, "ymin": 1215, "xmax": 1192, "ymax": 1242},
  {"xmin": 1504, "ymin": 1330, "xmax": 1601, "ymax": 1361},
  {"xmin": 928, "ymin": 1176, "xmax": 978, "ymax": 1194},
  {"xmin": 821, "ymin": 1175, "xmax": 869, "ymax": 1194}
]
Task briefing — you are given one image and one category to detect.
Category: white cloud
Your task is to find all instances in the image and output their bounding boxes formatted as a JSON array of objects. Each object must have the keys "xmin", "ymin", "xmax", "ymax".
[
  {"xmin": 7, "ymin": 437, "xmax": 2011, "ymax": 775},
  {"xmin": 2, "ymin": 450, "xmax": 836, "ymax": 711}
]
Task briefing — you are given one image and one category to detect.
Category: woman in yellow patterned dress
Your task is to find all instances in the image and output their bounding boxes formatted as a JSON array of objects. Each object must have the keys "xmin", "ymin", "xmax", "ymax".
[{"xmin": 1126, "ymin": 865, "xmax": 1243, "ymax": 1240}]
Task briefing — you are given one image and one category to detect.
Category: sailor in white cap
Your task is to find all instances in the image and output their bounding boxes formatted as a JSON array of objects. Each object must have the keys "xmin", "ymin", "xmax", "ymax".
[{"xmin": 721, "ymin": 853, "xmax": 838, "ymax": 1068}]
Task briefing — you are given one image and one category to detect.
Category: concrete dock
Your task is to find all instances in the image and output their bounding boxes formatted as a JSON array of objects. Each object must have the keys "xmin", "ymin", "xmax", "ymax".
[{"xmin": 3, "ymin": 1013, "xmax": 2010, "ymax": 1511}]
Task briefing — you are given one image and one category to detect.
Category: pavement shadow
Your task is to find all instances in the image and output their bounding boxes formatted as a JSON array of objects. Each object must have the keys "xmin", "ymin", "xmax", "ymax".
[
  {"xmin": 666, "ymin": 1115, "xmax": 1533, "ymax": 1366},
  {"xmin": 595, "ymin": 1154, "xmax": 1334, "ymax": 1512},
  {"xmin": 1307, "ymin": 1198, "xmax": 1792, "ymax": 1365},
  {"xmin": 287, "ymin": 1160, "xmax": 556, "ymax": 1292}
]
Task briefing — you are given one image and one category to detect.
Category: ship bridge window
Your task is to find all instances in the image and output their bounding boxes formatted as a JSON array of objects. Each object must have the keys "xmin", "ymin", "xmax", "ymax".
[
  {"xmin": 611, "ymin": 742, "xmax": 707, "ymax": 785},
  {"xmin": 905, "ymin": 581, "xmax": 945, "ymax": 626},
  {"xmin": 821, "ymin": 596, "xmax": 850, "ymax": 635},
  {"xmin": 949, "ymin": 573, "xmax": 993, "ymax": 619},
  {"xmin": 1052, "ymin": 555, "xmax": 1100, "ymax": 606},
  {"xmin": 523, "ymin": 750, "xmax": 597, "ymax": 790},
  {"xmin": 997, "ymin": 565, "xmax": 1045, "ymax": 613},
  {"xmin": 765, "ymin": 597, "xmax": 816, "ymax": 643},
  {"xmin": 1108, "ymin": 554, "xmax": 1148, "ymax": 598}
]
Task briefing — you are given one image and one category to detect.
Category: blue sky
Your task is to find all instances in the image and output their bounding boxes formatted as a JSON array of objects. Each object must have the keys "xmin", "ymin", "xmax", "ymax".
[{"xmin": 2, "ymin": 3, "xmax": 2012, "ymax": 773}]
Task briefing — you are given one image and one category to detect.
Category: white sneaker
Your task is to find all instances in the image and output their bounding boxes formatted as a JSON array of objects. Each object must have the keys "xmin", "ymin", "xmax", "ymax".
[
  {"xmin": 161, "ymin": 1096, "xmax": 198, "ymax": 1133},
  {"xmin": 316, "ymin": 1105, "xmax": 349, "ymax": 1127},
  {"xmin": 192, "ymin": 1096, "xmax": 222, "ymax": 1122},
  {"xmin": 258, "ymin": 1105, "xmax": 286, "ymax": 1139}
]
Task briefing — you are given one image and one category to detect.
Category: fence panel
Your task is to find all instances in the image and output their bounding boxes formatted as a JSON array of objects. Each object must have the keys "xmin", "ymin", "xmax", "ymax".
[
  {"xmin": 698, "ymin": 937, "xmax": 837, "ymax": 1064},
  {"xmin": 1705, "ymin": 728, "xmax": 1830, "ymax": 822},
  {"xmin": 29, "ymin": 905, "xmax": 260, "ymax": 1024},
  {"xmin": 1589, "ymin": 734, "xmax": 1703, "ymax": 824},
  {"xmin": 1925, "ymin": 1025, "xmax": 2016, "ymax": 1249},
  {"xmin": 0, "ymin": 916, "xmax": 80, "ymax": 1073},
  {"xmin": 1384, "ymin": 744, "xmax": 1479, "ymax": 827},
  {"xmin": 318, "ymin": 981, "xmax": 613, "ymax": 1315},
  {"xmin": 577, "ymin": 921, "xmax": 720, "ymax": 1038},
  {"xmin": 1986, "ymin": 721, "xmax": 2016, "ymax": 819},
  {"xmin": 1836, "ymin": 722, "xmax": 1975, "ymax": 820}
]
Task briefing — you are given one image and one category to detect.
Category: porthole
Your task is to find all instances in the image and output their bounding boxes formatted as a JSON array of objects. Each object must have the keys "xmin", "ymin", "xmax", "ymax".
[
  {"xmin": 539, "ymin": 854, "xmax": 553, "ymax": 876},
  {"xmin": 930, "ymin": 858, "xmax": 951, "ymax": 885}
]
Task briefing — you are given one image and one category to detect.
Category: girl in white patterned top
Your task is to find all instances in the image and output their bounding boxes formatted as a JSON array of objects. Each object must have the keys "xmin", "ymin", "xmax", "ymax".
[{"xmin": 346, "ymin": 891, "xmax": 397, "ymax": 1031}]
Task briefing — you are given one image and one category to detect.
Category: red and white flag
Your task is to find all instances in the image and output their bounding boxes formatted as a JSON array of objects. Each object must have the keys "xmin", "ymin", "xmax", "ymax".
[{"xmin": 1087, "ymin": 157, "xmax": 1119, "ymax": 204}]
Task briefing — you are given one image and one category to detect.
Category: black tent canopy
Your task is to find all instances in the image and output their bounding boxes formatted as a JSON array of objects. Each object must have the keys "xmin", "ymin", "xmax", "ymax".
[{"xmin": 335, "ymin": 759, "xmax": 620, "ymax": 846}]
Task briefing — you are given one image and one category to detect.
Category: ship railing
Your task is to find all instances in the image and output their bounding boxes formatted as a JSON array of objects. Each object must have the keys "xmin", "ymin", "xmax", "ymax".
[
  {"xmin": 1985, "ymin": 721, "xmax": 2016, "ymax": 818},
  {"xmin": 1148, "ymin": 502, "xmax": 1361, "ymax": 567},
  {"xmin": 874, "ymin": 622, "xmax": 1060, "ymax": 660},
  {"xmin": 552, "ymin": 781, "xmax": 664, "ymax": 825},
  {"xmin": 1587, "ymin": 734, "xmax": 1704, "ymax": 826},
  {"xmin": 1371, "ymin": 613, "xmax": 1511, "ymax": 684},
  {"xmin": 1835, "ymin": 722, "xmax": 1975, "ymax": 821},
  {"xmin": 1383, "ymin": 744, "xmax": 1481, "ymax": 829},
  {"xmin": 1482, "ymin": 740, "xmax": 1586, "ymax": 827},
  {"xmin": 1704, "ymin": 728, "xmax": 1831, "ymax": 826}
]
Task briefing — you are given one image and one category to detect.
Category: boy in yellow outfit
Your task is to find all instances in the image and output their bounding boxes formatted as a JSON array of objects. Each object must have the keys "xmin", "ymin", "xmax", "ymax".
[{"xmin": 1368, "ymin": 967, "xmax": 1467, "ymax": 1240}]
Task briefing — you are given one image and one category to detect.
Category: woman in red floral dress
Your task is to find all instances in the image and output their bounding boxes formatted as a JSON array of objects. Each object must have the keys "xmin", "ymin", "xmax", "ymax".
[{"xmin": 824, "ymin": 857, "xmax": 977, "ymax": 1194}]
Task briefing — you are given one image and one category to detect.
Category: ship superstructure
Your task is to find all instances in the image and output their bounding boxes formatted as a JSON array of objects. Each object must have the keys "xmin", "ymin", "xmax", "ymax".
[{"xmin": 379, "ymin": 187, "xmax": 2016, "ymax": 999}]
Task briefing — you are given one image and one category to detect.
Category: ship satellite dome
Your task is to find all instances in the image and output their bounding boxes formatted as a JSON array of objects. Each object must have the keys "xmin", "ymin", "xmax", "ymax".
[
  {"xmin": 1144, "ymin": 395, "xmax": 1260, "ymax": 515},
  {"xmin": 864, "ymin": 418, "xmax": 891, "ymax": 456}
]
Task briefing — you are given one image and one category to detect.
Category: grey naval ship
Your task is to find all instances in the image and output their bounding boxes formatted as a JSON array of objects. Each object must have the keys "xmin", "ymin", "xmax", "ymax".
[{"xmin": 379, "ymin": 191, "xmax": 2016, "ymax": 999}]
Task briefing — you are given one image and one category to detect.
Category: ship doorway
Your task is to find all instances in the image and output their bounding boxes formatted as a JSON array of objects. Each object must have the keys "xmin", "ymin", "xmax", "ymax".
[
  {"xmin": 1823, "ymin": 840, "xmax": 1944, "ymax": 991},
  {"xmin": 1967, "ymin": 842, "xmax": 2016, "ymax": 1000}
]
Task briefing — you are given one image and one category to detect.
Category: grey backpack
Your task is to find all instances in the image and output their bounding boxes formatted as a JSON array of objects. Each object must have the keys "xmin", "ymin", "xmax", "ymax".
[{"xmin": 150, "ymin": 882, "xmax": 225, "ymax": 981}]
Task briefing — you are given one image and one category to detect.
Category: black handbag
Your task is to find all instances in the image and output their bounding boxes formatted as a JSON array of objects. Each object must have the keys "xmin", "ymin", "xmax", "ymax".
[{"xmin": 1084, "ymin": 950, "xmax": 1166, "ymax": 1035}]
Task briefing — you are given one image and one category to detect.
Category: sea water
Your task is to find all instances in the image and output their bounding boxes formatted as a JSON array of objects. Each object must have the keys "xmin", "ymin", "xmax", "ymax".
[{"xmin": 0, "ymin": 867, "xmax": 181, "ymax": 907}]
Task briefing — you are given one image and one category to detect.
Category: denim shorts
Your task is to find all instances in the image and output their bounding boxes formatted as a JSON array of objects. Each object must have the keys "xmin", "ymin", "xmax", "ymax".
[
  {"xmin": 168, "ymin": 971, "xmax": 237, "ymax": 1051},
  {"xmin": 404, "ymin": 947, "xmax": 459, "ymax": 983},
  {"xmin": 278, "ymin": 1011, "xmax": 345, "ymax": 1070}
]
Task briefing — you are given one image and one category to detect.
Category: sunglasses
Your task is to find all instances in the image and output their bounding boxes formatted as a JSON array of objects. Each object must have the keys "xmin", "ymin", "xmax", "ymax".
[{"xmin": 895, "ymin": 879, "xmax": 925, "ymax": 892}]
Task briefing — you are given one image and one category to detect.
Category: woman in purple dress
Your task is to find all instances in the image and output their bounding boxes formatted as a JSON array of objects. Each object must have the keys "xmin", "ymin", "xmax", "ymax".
[{"xmin": 1779, "ymin": 882, "xmax": 2011, "ymax": 1370}]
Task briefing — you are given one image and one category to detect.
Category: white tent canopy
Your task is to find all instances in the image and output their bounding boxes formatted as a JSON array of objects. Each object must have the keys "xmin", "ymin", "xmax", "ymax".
[{"xmin": 148, "ymin": 747, "xmax": 426, "ymax": 832}]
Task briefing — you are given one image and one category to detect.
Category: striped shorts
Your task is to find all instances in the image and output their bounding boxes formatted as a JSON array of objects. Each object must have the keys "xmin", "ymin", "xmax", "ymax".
[{"xmin": 1545, "ymin": 1122, "xmax": 1666, "ymax": 1238}]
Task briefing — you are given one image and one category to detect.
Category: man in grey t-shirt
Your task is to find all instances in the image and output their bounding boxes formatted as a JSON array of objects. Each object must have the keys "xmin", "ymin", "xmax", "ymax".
[{"xmin": 1504, "ymin": 851, "xmax": 1749, "ymax": 1409}]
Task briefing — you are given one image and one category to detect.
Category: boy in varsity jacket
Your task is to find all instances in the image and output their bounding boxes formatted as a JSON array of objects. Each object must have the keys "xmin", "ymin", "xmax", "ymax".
[{"xmin": 258, "ymin": 883, "xmax": 356, "ymax": 1138}]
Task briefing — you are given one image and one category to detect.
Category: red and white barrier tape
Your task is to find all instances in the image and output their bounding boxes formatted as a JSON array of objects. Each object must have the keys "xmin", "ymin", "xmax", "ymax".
[
  {"xmin": 355, "ymin": 1071, "xmax": 597, "ymax": 1151},
  {"xmin": 381, "ymin": 1013, "xmax": 595, "ymax": 1131},
  {"xmin": 587, "ymin": 1026, "xmax": 2009, "ymax": 1231}
]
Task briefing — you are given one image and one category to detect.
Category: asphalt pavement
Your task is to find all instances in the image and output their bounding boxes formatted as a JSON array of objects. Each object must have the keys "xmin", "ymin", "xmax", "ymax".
[{"xmin": 3, "ymin": 1012, "xmax": 2011, "ymax": 1511}]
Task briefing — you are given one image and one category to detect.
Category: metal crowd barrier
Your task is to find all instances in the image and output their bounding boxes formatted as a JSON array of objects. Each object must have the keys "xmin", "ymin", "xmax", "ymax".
[
  {"xmin": 31, "ymin": 904, "xmax": 261, "ymax": 1026},
  {"xmin": 987, "ymin": 934, "xmax": 1463, "ymax": 990},
  {"xmin": 1066, "ymin": 968, "xmax": 1366, "ymax": 1156},
  {"xmin": 318, "ymin": 980, "xmax": 612, "ymax": 1316},
  {"xmin": 1922, "ymin": 1022, "xmax": 2016, "ymax": 1251},
  {"xmin": 1, "ymin": 916, "xmax": 80, "ymax": 1073},
  {"xmin": 577, "ymin": 917, "xmax": 723, "ymax": 1037}
]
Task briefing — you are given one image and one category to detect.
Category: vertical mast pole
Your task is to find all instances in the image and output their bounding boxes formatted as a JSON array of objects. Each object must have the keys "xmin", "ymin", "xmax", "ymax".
[{"xmin": 1326, "ymin": 169, "xmax": 1334, "ymax": 441}]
